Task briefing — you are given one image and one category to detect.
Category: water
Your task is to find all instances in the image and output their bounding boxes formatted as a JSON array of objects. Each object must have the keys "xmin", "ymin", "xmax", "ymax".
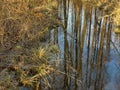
[{"xmin": 51, "ymin": 0, "xmax": 120, "ymax": 90}]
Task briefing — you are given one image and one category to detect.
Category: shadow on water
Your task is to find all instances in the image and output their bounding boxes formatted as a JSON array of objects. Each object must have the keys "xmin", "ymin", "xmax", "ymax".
[{"xmin": 50, "ymin": 0, "xmax": 120, "ymax": 90}]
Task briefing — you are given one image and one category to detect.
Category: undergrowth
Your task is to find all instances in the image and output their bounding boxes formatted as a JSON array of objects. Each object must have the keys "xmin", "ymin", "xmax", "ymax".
[{"xmin": 0, "ymin": 0, "xmax": 59, "ymax": 90}]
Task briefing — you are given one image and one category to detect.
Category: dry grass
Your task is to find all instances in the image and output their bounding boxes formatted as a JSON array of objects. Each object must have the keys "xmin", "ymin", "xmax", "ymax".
[
  {"xmin": 0, "ymin": 0, "xmax": 59, "ymax": 89},
  {"xmin": 113, "ymin": 2, "xmax": 120, "ymax": 31},
  {"xmin": 0, "ymin": 0, "xmax": 58, "ymax": 49}
]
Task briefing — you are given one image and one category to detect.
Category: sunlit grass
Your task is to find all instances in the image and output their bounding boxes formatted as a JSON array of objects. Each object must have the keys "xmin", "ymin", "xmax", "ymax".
[
  {"xmin": 113, "ymin": 2, "xmax": 120, "ymax": 33},
  {"xmin": 0, "ymin": 0, "xmax": 58, "ymax": 89}
]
